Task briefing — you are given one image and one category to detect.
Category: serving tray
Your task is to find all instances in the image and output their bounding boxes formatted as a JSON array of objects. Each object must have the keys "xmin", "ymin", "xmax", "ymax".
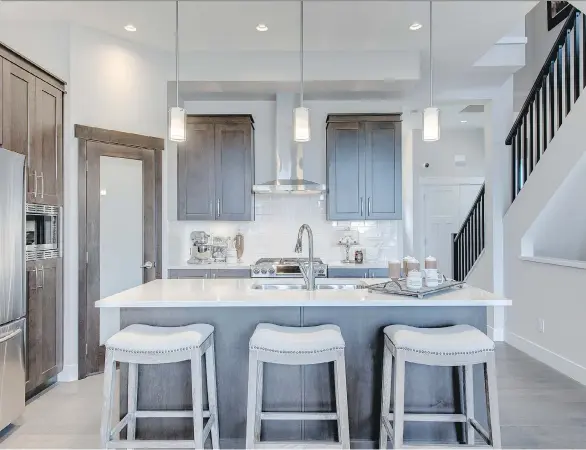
[{"xmin": 368, "ymin": 279, "xmax": 465, "ymax": 299}]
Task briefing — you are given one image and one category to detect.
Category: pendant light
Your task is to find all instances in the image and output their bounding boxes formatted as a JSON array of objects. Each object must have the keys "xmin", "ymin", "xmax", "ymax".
[
  {"xmin": 294, "ymin": 0, "xmax": 310, "ymax": 142},
  {"xmin": 423, "ymin": 0, "xmax": 440, "ymax": 142},
  {"xmin": 169, "ymin": 1, "xmax": 186, "ymax": 142}
]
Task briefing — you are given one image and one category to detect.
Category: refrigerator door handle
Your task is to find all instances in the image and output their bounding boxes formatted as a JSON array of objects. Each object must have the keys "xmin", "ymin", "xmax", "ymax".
[
  {"xmin": 0, "ymin": 329, "xmax": 21, "ymax": 345},
  {"xmin": 32, "ymin": 170, "xmax": 38, "ymax": 197}
]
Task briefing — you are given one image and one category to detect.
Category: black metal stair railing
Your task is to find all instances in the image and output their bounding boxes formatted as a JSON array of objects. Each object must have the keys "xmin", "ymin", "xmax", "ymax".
[
  {"xmin": 506, "ymin": 7, "xmax": 584, "ymax": 202},
  {"xmin": 453, "ymin": 184, "xmax": 485, "ymax": 281}
]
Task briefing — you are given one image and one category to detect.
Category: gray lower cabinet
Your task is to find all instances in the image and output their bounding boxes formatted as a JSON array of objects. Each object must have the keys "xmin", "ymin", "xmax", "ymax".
[
  {"xmin": 168, "ymin": 268, "xmax": 251, "ymax": 279},
  {"xmin": 177, "ymin": 115, "xmax": 255, "ymax": 221},
  {"xmin": 328, "ymin": 267, "xmax": 387, "ymax": 279},
  {"xmin": 326, "ymin": 115, "xmax": 402, "ymax": 220}
]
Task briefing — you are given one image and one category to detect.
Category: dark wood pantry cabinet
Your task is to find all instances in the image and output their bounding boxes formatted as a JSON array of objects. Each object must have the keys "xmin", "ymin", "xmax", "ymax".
[
  {"xmin": 326, "ymin": 114, "xmax": 402, "ymax": 221},
  {"xmin": 177, "ymin": 115, "xmax": 255, "ymax": 221},
  {"xmin": 0, "ymin": 42, "xmax": 65, "ymax": 396}
]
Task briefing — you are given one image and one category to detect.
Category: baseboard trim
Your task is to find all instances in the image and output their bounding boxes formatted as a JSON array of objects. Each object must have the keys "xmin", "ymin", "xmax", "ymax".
[
  {"xmin": 506, "ymin": 331, "xmax": 586, "ymax": 386},
  {"xmin": 487, "ymin": 325, "xmax": 504, "ymax": 342},
  {"xmin": 57, "ymin": 364, "xmax": 79, "ymax": 382}
]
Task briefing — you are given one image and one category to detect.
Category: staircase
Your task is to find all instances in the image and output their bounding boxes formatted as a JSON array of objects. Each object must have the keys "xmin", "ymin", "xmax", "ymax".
[
  {"xmin": 506, "ymin": 6, "xmax": 584, "ymax": 201},
  {"xmin": 452, "ymin": 184, "xmax": 485, "ymax": 281},
  {"xmin": 453, "ymin": 6, "xmax": 585, "ymax": 281}
]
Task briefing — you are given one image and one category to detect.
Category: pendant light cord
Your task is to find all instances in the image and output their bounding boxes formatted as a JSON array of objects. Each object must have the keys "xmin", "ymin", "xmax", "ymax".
[
  {"xmin": 300, "ymin": 0, "xmax": 304, "ymax": 108},
  {"xmin": 175, "ymin": 0, "xmax": 180, "ymax": 108},
  {"xmin": 429, "ymin": 0, "xmax": 433, "ymax": 107}
]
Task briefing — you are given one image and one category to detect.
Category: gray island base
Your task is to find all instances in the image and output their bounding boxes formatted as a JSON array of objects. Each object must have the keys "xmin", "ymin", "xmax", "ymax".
[{"xmin": 118, "ymin": 305, "xmax": 489, "ymax": 448}]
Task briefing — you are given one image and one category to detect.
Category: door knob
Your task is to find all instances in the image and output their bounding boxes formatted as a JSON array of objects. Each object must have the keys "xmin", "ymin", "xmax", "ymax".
[{"xmin": 141, "ymin": 261, "xmax": 155, "ymax": 269}]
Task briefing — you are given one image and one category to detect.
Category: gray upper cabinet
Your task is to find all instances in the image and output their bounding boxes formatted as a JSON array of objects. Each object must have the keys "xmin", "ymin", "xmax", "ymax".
[
  {"xmin": 178, "ymin": 115, "xmax": 254, "ymax": 221},
  {"xmin": 326, "ymin": 115, "xmax": 402, "ymax": 221}
]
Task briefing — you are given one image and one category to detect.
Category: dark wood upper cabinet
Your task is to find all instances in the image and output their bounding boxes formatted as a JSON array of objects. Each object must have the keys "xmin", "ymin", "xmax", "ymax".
[
  {"xmin": 34, "ymin": 80, "xmax": 63, "ymax": 205},
  {"xmin": 364, "ymin": 120, "xmax": 402, "ymax": 219},
  {"xmin": 326, "ymin": 114, "xmax": 402, "ymax": 221},
  {"xmin": 326, "ymin": 121, "xmax": 365, "ymax": 220},
  {"xmin": 178, "ymin": 122, "xmax": 216, "ymax": 220},
  {"xmin": 178, "ymin": 115, "xmax": 255, "ymax": 221}
]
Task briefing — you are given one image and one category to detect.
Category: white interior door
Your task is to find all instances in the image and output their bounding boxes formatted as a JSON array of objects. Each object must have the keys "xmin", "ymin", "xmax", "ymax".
[{"xmin": 424, "ymin": 186, "xmax": 459, "ymax": 278}]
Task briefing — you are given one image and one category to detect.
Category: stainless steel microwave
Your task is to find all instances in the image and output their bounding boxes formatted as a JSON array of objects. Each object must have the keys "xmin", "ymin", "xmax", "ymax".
[{"xmin": 25, "ymin": 204, "xmax": 61, "ymax": 261}]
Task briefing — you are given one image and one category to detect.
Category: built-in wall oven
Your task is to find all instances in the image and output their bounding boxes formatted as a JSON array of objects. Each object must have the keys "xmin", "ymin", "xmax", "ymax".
[{"xmin": 25, "ymin": 204, "xmax": 61, "ymax": 261}]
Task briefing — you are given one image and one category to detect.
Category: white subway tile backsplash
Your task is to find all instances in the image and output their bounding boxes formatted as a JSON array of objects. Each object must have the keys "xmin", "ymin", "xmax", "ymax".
[{"xmin": 167, "ymin": 196, "xmax": 402, "ymax": 265}]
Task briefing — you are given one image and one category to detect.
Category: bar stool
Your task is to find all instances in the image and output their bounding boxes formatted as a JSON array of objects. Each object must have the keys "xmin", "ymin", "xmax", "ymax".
[
  {"xmin": 379, "ymin": 325, "xmax": 501, "ymax": 449},
  {"xmin": 245, "ymin": 323, "xmax": 351, "ymax": 449},
  {"xmin": 100, "ymin": 324, "xmax": 220, "ymax": 449}
]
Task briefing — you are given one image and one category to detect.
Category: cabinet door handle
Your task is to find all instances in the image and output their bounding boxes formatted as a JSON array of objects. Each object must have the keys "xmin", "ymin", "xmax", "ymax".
[
  {"xmin": 368, "ymin": 197, "xmax": 372, "ymax": 216},
  {"xmin": 204, "ymin": 273, "xmax": 209, "ymax": 279},
  {"xmin": 37, "ymin": 266, "xmax": 44, "ymax": 289},
  {"xmin": 360, "ymin": 197, "xmax": 364, "ymax": 216},
  {"xmin": 217, "ymin": 199, "xmax": 221, "ymax": 218},
  {"xmin": 39, "ymin": 172, "xmax": 44, "ymax": 198},
  {"xmin": 212, "ymin": 273, "xmax": 216, "ymax": 279}
]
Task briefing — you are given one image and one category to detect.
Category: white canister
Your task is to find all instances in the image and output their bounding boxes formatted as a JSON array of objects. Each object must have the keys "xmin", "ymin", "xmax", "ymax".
[
  {"xmin": 406, "ymin": 270, "xmax": 423, "ymax": 290},
  {"xmin": 424, "ymin": 268, "xmax": 444, "ymax": 288}
]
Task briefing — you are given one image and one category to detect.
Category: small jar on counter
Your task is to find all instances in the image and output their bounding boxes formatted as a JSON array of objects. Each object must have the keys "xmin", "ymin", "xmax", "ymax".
[{"xmin": 354, "ymin": 249, "xmax": 364, "ymax": 264}]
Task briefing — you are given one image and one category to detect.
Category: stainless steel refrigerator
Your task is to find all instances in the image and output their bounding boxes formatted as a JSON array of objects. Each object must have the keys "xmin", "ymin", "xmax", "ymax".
[{"xmin": 0, "ymin": 148, "xmax": 26, "ymax": 430}]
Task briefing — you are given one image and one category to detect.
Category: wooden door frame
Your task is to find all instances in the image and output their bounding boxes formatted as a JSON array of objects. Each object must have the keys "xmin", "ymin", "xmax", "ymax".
[{"xmin": 76, "ymin": 124, "xmax": 164, "ymax": 379}]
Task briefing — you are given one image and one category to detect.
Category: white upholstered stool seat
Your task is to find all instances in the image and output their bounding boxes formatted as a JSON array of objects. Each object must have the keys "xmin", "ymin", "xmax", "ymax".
[
  {"xmin": 383, "ymin": 324, "xmax": 495, "ymax": 357},
  {"xmin": 246, "ymin": 323, "xmax": 350, "ymax": 449},
  {"xmin": 106, "ymin": 323, "xmax": 214, "ymax": 355},
  {"xmin": 101, "ymin": 324, "xmax": 219, "ymax": 449},
  {"xmin": 249, "ymin": 323, "xmax": 345, "ymax": 354},
  {"xmin": 380, "ymin": 325, "xmax": 501, "ymax": 449}
]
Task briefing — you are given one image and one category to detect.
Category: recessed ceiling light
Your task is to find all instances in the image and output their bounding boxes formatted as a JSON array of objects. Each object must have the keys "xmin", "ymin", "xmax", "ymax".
[
  {"xmin": 409, "ymin": 22, "xmax": 423, "ymax": 31},
  {"xmin": 461, "ymin": 120, "xmax": 468, "ymax": 123},
  {"xmin": 256, "ymin": 23, "xmax": 268, "ymax": 32},
  {"xmin": 124, "ymin": 24, "xmax": 137, "ymax": 32}
]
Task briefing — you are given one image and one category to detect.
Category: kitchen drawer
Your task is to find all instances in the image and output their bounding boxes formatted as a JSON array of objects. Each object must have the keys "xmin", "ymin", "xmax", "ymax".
[
  {"xmin": 211, "ymin": 269, "xmax": 250, "ymax": 279},
  {"xmin": 327, "ymin": 268, "xmax": 370, "ymax": 279},
  {"xmin": 368, "ymin": 268, "xmax": 388, "ymax": 278},
  {"xmin": 168, "ymin": 269, "xmax": 211, "ymax": 279},
  {"xmin": 328, "ymin": 267, "xmax": 388, "ymax": 279}
]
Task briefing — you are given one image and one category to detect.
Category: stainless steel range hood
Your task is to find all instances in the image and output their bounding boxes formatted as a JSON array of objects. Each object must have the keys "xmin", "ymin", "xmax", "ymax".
[{"xmin": 253, "ymin": 93, "xmax": 325, "ymax": 194}]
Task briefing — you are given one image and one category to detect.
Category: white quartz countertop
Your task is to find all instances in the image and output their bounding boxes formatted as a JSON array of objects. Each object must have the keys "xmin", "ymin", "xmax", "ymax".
[{"xmin": 95, "ymin": 279, "xmax": 511, "ymax": 308}]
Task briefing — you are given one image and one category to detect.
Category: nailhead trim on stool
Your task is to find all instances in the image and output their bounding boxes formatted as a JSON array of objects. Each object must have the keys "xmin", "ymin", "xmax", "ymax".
[
  {"xmin": 379, "ymin": 325, "xmax": 502, "ymax": 449},
  {"xmin": 100, "ymin": 324, "xmax": 220, "ymax": 449},
  {"xmin": 246, "ymin": 323, "xmax": 351, "ymax": 449}
]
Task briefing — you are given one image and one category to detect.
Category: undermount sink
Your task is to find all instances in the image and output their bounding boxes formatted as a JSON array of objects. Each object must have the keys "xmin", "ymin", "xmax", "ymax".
[{"xmin": 251, "ymin": 282, "xmax": 367, "ymax": 291}]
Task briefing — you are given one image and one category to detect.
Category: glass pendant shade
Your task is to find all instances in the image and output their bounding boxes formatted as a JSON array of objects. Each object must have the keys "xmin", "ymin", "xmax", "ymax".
[
  {"xmin": 423, "ymin": 107, "xmax": 440, "ymax": 142},
  {"xmin": 168, "ymin": 106, "xmax": 186, "ymax": 142},
  {"xmin": 293, "ymin": 106, "xmax": 311, "ymax": 142}
]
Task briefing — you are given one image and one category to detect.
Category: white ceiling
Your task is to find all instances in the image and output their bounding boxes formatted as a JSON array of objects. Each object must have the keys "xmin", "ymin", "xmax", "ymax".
[{"xmin": 0, "ymin": 0, "xmax": 536, "ymax": 127}]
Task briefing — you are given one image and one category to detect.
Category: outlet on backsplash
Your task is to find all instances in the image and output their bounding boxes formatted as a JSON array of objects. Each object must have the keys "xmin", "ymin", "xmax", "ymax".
[{"xmin": 537, "ymin": 318, "xmax": 545, "ymax": 333}]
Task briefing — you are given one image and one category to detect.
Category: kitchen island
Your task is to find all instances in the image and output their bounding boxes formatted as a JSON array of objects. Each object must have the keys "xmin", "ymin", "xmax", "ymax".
[{"xmin": 96, "ymin": 278, "xmax": 511, "ymax": 447}]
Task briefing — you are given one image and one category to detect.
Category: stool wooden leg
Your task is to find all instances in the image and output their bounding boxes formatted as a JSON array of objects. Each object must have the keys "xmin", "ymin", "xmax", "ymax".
[
  {"xmin": 127, "ymin": 363, "xmax": 138, "ymax": 441},
  {"xmin": 391, "ymin": 351, "xmax": 406, "ymax": 449},
  {"xmin": 464, "ymin": 365, "xmax": 475, "ymax": 445},
  {"xmin": 334, "ymin": 350, "xmax": 351, "ymax": 450},
  {"xmin": 205, "ymin": 340, "xmax": 220, "ymax": 449},
  {"xmin": 246, "ymin": 351, "xmax": 261, "ymax": 449},
  {"xmin": 100, "ymin": 350, "xmax": 116, "ymax": 447},
  {"xmin": 253, "ymin": 361, "xmax": 264, "ymax": 443},
  {"xmin": 191, "ymin": 351, "xmax": 205, "ymax": 449},
  {"xmin": 485, "ymin": 352, "xmax": 502, "ymax": 448},
  {"xmin": 379, "ymin": 343, "xmax": 393, "ymax": 449}
]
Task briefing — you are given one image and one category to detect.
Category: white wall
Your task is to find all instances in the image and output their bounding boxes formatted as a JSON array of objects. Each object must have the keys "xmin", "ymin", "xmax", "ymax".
[
  {"xmin": 412, "ymin": 128, "xmax": 486, "ymax": 262},
  {"xmin": 504, "ymin": 79, "xmax": 586, "ymax": 385},
  {"xmin": 514, "ymin": 1, "xmax": 565, "ymax": 108}
]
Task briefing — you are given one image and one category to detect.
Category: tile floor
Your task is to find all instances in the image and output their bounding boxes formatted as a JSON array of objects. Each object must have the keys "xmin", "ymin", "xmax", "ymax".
[{"xmin": 1, "ymin": 344, "xmax": 585, "ymax": 448}]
